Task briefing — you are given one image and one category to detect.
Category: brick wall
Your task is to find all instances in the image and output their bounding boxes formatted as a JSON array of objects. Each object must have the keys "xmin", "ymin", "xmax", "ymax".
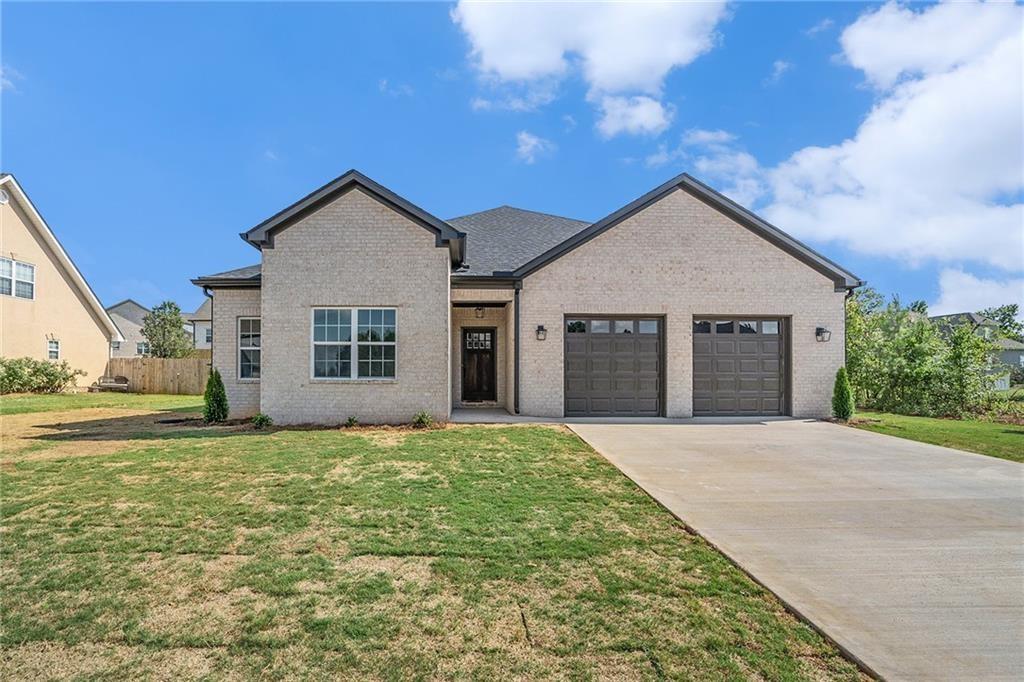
[
  {"xmin": 259, "ymin": 188, "xmax": 451, "ymax": 425},
  {"xmin": 518, "ymin": 188, "xmax": 846, "ymax": 418},
  {"xmin": 210, "ymin": 288, "xmax": 262, "ymax": 418}
]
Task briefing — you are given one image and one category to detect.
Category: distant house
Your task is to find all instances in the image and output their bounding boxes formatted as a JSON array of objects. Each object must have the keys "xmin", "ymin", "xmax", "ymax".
[
  {"xmin": 185, "ymin": 298, "xmax": 212, "ymax": 350},
  {"xmin": 0, "ymin": 174, "xmax": 123, "ymax": 384},
  {"xmin": 105, "ymin": 299, "xmax": 151, "ymax": 357},
  {"xmin": 930, "ymin": 313, "xmax": 1021, "ymax": 390}
]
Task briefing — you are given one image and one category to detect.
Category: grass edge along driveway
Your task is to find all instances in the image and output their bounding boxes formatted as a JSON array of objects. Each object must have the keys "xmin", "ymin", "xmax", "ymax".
[
  {"xmin": 1, "ymin": 397, "xmax": 865, "ymax": 680},
  {"xmin": 852, "ymin": 411, "xmax": 1024, "ymax": 463}
]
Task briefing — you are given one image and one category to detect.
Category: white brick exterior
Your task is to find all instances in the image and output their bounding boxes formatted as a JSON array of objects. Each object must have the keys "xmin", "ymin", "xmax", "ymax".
[
  {"xmin": 258, "ymin": 188, "xmax": 451, "ymax": 425},
  {"xmin": 211, "ymin": 288, "xmax": 262, "ymax": 418},
  {"xmin": 207, "ymin": 183, "xmax": 847, "ymax": 423},
  {"xmin": 518, "ymin": 188, "xmax": 845, "ymax": 418}
]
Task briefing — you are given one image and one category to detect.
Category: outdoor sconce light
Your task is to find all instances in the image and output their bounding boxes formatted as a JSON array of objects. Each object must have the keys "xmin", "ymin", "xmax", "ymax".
[
  {"xmin": 536, "ymin": 325, "xmax": 547, "ymax": 341},
  {"xmin": 815, "ymin": 327, "xmax": 832, "ymax": 342},
  {"xmin": 474, "ymin": 306, "xmax": 485, "ymax": 319}
]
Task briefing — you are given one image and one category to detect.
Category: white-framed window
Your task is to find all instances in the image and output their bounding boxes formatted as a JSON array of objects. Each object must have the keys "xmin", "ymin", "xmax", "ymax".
[
  {"xmin": 311, "ymin": 307, "xmax": 396, "ymax": 379},
  {"xmin": 47, "ymin": 339, "xmax": 60, "ymax": 360},
  {"xmin": 205, "ymin": 327, "xmax": 213, "ymax": 344},
  {"xmin": 238, "ymin": 318, "xmax": 261, "ymax": 380},
  {"xmin": 1, "ymin": 257, "xmax": 35, "ymax": 299},
  {"xmin": 136, "ymin": 341, "xmax": 150, "ymax": 356}
]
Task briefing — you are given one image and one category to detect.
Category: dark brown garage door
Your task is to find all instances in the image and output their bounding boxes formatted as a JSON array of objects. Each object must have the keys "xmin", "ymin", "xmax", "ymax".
[
  {"xmin": 693, "ymin": 318, "xmax": 786, "ymax": 416},
  {"xmin": 564, "ymin": 317, "xmax": 662, "ymax": 417}
]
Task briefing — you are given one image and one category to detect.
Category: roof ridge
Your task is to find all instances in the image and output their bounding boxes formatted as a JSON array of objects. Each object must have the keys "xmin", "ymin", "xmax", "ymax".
[
  {"xmin": 449, "ymin": 204, "xmax": 589, "ymax": 225},
  {"xmin": 106, "ymin": 298, "xmax": 150, "ymax": 312}
]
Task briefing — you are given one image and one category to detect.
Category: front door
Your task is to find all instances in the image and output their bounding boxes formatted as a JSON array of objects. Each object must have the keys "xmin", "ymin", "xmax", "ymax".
[{"xmin": 462, "ymin": 328, "xmax": 497, "ymax": 402}]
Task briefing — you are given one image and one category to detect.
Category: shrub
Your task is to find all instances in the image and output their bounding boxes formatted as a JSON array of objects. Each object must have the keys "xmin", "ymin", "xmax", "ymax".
[
  {"xmin": 252, "ymin": 413, "xmax": 273, "ymax": 429},
  {"xmin": 411, "ymin": 411, "xmax": 433, "ymax": 429},
  {"xmin": 0, "ymin": 357, "xmax": 86, "ymax": 394},
  {"xmin": 345, "ymin": 416, "xmax": 359, "ymax": 428},
  {"xmin": 203, "ymin": 369, "xmax": 229, "ymax": 423},
  {"xmin": 831, "ymin": 367, "xmax": 854, "ymax": 421}
]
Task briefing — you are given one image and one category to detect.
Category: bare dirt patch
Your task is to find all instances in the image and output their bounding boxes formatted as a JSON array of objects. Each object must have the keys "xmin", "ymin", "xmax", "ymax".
[{"xmin": 0, "ymin": 408, "xmax": 243, "ymax": 463}]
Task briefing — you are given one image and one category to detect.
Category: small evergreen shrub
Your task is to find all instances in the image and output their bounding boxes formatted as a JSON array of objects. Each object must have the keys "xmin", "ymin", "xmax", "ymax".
[
  {"xmin": 203, "ymin": 369, "xmax": 229, "ymax": 423},
  {"xmin": 832, "ymin": 366, "xmax": 855, "ymax": 421},
  {"xmin": 252, "ymin": 413, "xmax": 273, "ymax": 429},
  {"xmin": 0, "ymin": 357, "xmax": 86, "ymax": 394},
  {"xmin": 345, "ymin": 416, "xmax": 359, "ymax": 428},
  {"xmin": 411, "ymin": 411, "xmax": 433, "ymax": 429}
]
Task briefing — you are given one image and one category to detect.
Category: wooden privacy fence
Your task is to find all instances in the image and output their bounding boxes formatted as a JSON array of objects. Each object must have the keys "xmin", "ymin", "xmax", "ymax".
[{"xmin": 105, "ymin": 357, "xmax": 210, "ymax": 395}]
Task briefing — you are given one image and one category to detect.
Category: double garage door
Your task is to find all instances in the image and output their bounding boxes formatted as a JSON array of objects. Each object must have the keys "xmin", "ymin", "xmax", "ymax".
[{"xmin": 563, "ymin": 315, "xmax": 786, "ymax": 417}]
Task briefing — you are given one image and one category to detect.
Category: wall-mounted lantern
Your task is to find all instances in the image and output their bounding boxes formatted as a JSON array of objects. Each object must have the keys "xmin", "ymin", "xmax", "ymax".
[
  {"xmin": 815, "ymin": 327, "xmax": 832, "ymax": 342},
  {"xmin": 536, "ymin": 325, "xmax": 547, "ymax": 341},
  {"xmin": 474, "ymin": 306, "xmax": 485, "ymax": 319}
]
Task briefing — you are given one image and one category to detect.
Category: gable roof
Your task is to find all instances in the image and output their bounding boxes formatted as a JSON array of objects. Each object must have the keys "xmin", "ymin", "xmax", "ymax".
[
  {"xmin": 106, "ymin": 299, "xmax": 150, "ymax": 315},
  {"xmin": 0, "ymin": 174, "xmax": 124, "ymax": 341},
  {"xmin": 929, "ymin": 312, "xmax": 999, "ymax": 327},
  {"xmin": 503, "ymin": 173, "xmax": 862, "ymax": 291},
  {"xmin": 191, "ymin": 263, "xmax": 262, "ymax": 288},
  {"xmin": 185, "ymin": 298, "xmax": 212, "ymax": 321},
  {"xmin": 449, "ymin": 206, "xmax": 590, "ymax": 277},
  {"xmin": 240, "ymin": 170, "xmax": 465, "ymax": 266}
]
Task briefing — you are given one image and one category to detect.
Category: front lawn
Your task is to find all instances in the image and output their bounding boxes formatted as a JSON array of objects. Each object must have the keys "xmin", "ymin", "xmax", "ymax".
[
  {"xmin": 0, "ymin": 401, "xmax": 863, "ymax": 680},
  {"xmin": 852, "ymin": 411, "xmax": 1024, "ymax": 463},
  {"xmin": 0, "ymin": 392, "xmax": 202, "ymax": 416}
]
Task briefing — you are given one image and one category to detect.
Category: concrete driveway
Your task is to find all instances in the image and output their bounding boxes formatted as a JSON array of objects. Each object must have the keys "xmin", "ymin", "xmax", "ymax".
[{"xmin": 570, "ymin": 420, "xmax": 1024, "ymax": 681}]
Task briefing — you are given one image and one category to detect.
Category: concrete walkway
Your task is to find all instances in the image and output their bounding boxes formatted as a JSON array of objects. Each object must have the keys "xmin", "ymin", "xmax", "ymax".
[{"xmin": 569, "ymin": 420, "xmax": 1024, "ymax": 681}]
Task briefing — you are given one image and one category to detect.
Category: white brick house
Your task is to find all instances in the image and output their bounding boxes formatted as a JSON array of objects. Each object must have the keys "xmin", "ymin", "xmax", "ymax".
[{"xmin": 193, "ymin": 170, "xmax": 861, "ymax": 424}]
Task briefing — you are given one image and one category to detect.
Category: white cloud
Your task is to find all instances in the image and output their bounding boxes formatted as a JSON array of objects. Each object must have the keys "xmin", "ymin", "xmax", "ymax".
[
  {"xmin": 762, "ymin": 60, "xmax": 792, "ymax": 87},
  {"xmin": 840, "ymin": 1, "xmax": 1019, "ymax": 89},
  {"xmin": 515, "ymin": 131, "xmax": 555, "ymax": 164},
  {"xmin": 804, "ymin": 18, "xmax": 834, "ymax": 37},
  {"xmin": 378, "ymin": 78, "xmax": 414, "ymax": 97},
  {"xmin": 451, "ymin": 1, "xmax": 728, "ymax": 136},
  {"xmin": 1, "ymin": 64, "xmax": 24, "ymax": 91},
  {"xmin": 931, "ymin": 269, "xmax": 1024, "ymax": 320},
  {"xmin": 681, "ymin": 128, "xmax": 735, "ymax": 146},
  {"xmin": 595, "ymin": 95, "xmax": 673, "ymax": 138},
  {"xmin": 643, "ymin": 128, "xmax": 764, "ymax": 206},
  {"xmin": 562, "ymin": 114, "xmax": 577, "ymax": 132},
  {"xmin": 760, "ymin": 1, "xmax": 1023, "ymax": 273}
]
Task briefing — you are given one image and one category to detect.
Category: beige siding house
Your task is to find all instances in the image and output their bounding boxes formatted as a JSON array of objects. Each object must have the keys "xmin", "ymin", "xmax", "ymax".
[
  {"xmin": 0, "ymin": 174, "xmax": 122, "ymax": 384},
  {"xmin": 106, "ymin": 299, "xmax": 151, "ymax": 357},
  {"xmin": 194, "ymin": 170, "xmax": 860, "ymax": 424}
]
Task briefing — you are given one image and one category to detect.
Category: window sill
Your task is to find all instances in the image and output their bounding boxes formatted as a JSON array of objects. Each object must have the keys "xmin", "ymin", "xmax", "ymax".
[
  {"xmin": 309, "ymin": 378, "xmax": 398, "ymax": 384},
  {"xmin": 238, "ymin": 379, "xmax": 261, "ymax": 384}
]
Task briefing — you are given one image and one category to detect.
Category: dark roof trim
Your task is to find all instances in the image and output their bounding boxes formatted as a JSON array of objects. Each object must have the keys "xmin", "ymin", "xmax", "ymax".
[
  {"xmin": 190, "ymin": 276, "xmax": 262, "ymax": 289},
  {"xmin": 508, "ymin": 172, "xmax": 863, "ymax": 291},
  {"xmin": 240, "ymin": 169, "xmax": 465, "ymax": 266},
  {"xmin": 450, "ymin": 275, "xmax": 519, "ymax": 289}
]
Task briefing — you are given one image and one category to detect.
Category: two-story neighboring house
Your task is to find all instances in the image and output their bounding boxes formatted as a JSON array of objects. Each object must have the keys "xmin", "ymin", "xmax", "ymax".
[
  {"xmin": 185, "ymin": 298, "xmax": 212, "ymax": 350},
  {"xmin": 105, "ymin": 299, "xmax": 152, "ymax": 357},
  {"xmin": 0, "ymin": 174, "xmax": 122, "ymax": 383},
  {"xmin": 930, "ymin": 312, "xmax": 1024, "ymax": 390},
  {"xmin": 193, "ymin": 170, "xmax": 862, "ymax": 424}
]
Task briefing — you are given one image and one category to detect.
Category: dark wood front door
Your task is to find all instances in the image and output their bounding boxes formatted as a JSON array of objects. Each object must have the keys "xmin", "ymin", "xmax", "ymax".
[{"xmin": 462, "ymin": 328, "xmax": 497, "ymax": 402}]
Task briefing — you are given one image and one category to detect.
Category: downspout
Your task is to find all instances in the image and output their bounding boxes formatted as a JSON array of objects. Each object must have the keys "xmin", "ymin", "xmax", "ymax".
[
  {"xmin": 514, "ymin": 282, "xmax": 522, "ymax": 414},
  {"xmin": 203, "ymin": 286, "xmax": 214, "ymax": 374}
]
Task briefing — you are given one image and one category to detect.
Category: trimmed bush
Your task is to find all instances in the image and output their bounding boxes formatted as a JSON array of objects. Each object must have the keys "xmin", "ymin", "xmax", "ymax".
[
  {"xmin": 203, "ymin": 369, "xmax": 229, "ymax": 423},
  {"xmin": 252, "ymin": 413, "xmax": 273, "ymax": 429},
  {"xmin": 832, "ymin": 366, "xmax": 855, "ymax": 421},
  {"xmin": 0, "ymin": 357, "xmax": 86, "ymax": 394},
  {"xmin": 411, "ymin": 411, "xmax": 433, "ymax": 429}
]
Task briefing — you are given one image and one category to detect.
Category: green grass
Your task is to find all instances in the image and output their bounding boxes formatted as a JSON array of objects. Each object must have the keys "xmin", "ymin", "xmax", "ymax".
[
  {"xmin": 853, "ymin": 411, "xmax": 1024, "ymax": 463},
  {"xmin": 0, "ymin": 392, "xmax": 202, "ymax": 416},
  {"xmin": 0, "ymin": 405, "xmax": 863, "ymax": 680}
]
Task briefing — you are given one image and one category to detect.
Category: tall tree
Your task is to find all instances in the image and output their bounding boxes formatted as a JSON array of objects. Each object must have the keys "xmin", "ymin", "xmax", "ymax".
[
  {"xmin": 141, "ymin": 301, "xmax": 193, "ymax": 358},
  {"xmin": 978, "ymin": 304, "xmax": 1024, "ymax": 342}
]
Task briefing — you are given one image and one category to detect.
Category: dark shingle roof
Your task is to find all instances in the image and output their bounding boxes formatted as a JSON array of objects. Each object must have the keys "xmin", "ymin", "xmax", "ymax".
[
  {"xmin": 192, "ymin": 264, "xmax": 262, "ymax": 287},
  {"xmin": 448, "ymin": 206, "xmax": 590, "ymax": 277}
]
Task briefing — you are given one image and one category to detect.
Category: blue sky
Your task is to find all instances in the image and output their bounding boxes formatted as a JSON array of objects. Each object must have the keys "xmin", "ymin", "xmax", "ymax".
[{"xmin": 3, "ymin": 1, "xmax": 1021, "ymax": 316}]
